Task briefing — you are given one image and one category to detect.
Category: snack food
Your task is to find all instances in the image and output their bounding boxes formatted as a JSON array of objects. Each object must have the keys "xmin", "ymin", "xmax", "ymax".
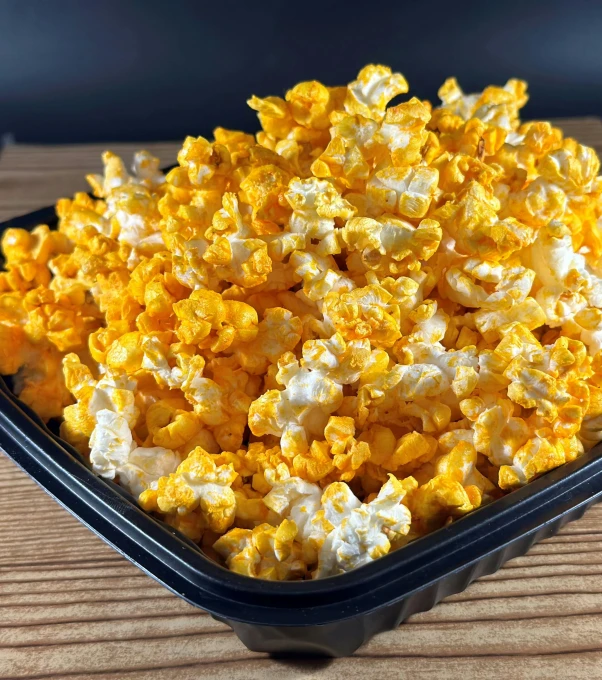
[{"xmin": 2, "ymin": 65, "xmax": 602, "ymax": 580}]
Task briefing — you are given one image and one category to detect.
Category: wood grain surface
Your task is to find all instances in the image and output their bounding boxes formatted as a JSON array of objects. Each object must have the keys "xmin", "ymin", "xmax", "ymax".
[{"xmin": 2, "ymin": 124, "xmax": 602, "ymax": 679}]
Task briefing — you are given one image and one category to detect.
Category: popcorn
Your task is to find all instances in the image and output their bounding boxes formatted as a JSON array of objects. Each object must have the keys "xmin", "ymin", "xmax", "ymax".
[
  {"xmin": 89, "ymin": 409, "xmax": 179, "ymax": 496},
  {"xmin": 526, "ymin": 221, "xmax": 602, "ymax": 328},
  {"xmin": 374, "ymin": 97, "xmax": 432, "ymax": 166},
  {"xmin": 436, "ymin": 182, "xmax": 537, "ymax": 261},
  {"xmin": 344, "ymin": 65, "xmax": 409, "ymax": 122},
  {"xmin": 213, "ymin": 520, "xmax": 306, "ymax": 580},
  {"xmin": 462, "ymin": 395, "xmax": 530, "ymax": 467},
  {"xmin": 285, "ymin": 177, "xmax": 356, "ymax": 255},
  {"xmin": 434, "ymin": 440, "xmax": 496, "ymax": 503},
  {"xmin": 366, "ymin": 165, "xmax": 439, "ymax": 219},
  {"xmin": 342, "ymin": 215, "xmax": 442, "ymax": 276},
  {"xmin": 139, "ymin": 446, "xmax": 237, "ymax": 533},
  {"xmin": 290, "ymin": 249, "xmax": 355, "ymax": 302},
  {"xmin": 180, "ymin": 355, "xmax": 256, "ymax": 451},
  {"xmin": 234, "ymin": 307, "xmax": 302, "ymax": 375},
  {"xmin": 88, "ymin": 154, "xmax": 166, "ymax": 268},
  {"xmin": 12, "ymin": 345, "xmax": 73, "ymax": 421},
  {"xmin": 23, "ymin": 285, "xmax": 102, "ymax": 352},
  {"xmin": 322, "ymin": 277, "xmax": 420, "ymax": 348},
  {"xmin": 61, "ymin": 353, "xmax": 139, "ymax": 443},
  {"xmin": 145, "ymin": 399, "xmax": 206, "ymax": 450},
  {"xmin": 539, "ymin": 141, "xmax": 600, "ymax": 194},
  {"xmin": 173, "ymin": 289, "xmax": 258, "ymax": 351},
  {"xmin": 315, "ymin": 474, "xmax": 416, "ymax": 577},
  {"xmin": 410, "ymin": 474, "xmax": 476, "ymax": 534},
  {"xmin": 4, "ymin": 63, "xmax": 602, "ymax": 582},
  {"xmin": 248, "ymin": 348, "xmax": 343, "ymax": 457},
  {"xmin": 498, "ymin": 432, "xmax": 583, "ymax": 490},
  {"xmin": 263, "ymin": 473, "xmax": 323, "ymax": 552}
]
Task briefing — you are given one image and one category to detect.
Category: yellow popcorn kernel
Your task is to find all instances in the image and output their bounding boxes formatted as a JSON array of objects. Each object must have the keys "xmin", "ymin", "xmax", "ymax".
[
  {"xmin": 438, "ymin": 154, "xmax": 502, "ymax": 196},
  {"xmin": 94, "ymin": 271, "xmax": 142, "ymax": 325},
  {"xmin": 243, "ymin": 442, "xmax": 292, "ymax": 484},
  {"xmin": 247, "ymin": 94, "xmax": 295, "ymax": 140},
  {"xmin": 332, "ymin": 440, "xmax": 371, "ymax": 483},
  {"xmin": 203, "ymin": 193, "xmax": 272, "ymax": 288},
  {"xmin": 505, "ymin": 177, "xmax": 567, "ymax": 227},
  {"xmin": 322, "ymin": 284, "xmax": 403, "ymax": 348},
  {"xmin": 410, "ymin": 475, "xmax": 475, "ymax": 534},
  {"xmin": 181, "ymin": 356, "xmax": 255, "ymax": 451},
  {"xmin": 1, "ymin": 224, "xmax": 71, "ymax": 267},
  {"xmin": 106, "ymin": 331, "xmax": 144, "ymax": 373},
  {"xmin": 342, "ymin": 215, "xmax": 442, "ymax": 276},
  {"xmin": 178, "ymin": 428, "xmax": 220, "ymax": 458},
  {"xmin": 233, "ymin": 487, "xmax": 274, "ymax": 526},
  {"xmin": 382, "ymin": 432, "xmax": 438, "ymax": 473},
  {"xmin": 139, "ymin": 446, "xmax": 237, "ymax": 533},
  {"xmin": 310, "ymin": 135, "xmax": 371, "ymax": 189},
  {"xmin": 344, "ymin": 64, "xmax": 409, "ymax": 122},
  {"xmin": 285, "ymin": 80, "xmax": 333, "ymax": 130},
  {"xmin": 23, "ymin": 286, "xmax": 101, "ymax": 352},
  {"xmin": 324, "ymin": 416, "xmax": 356, "ymax": 453},
  {"xmin": 290, "ymin": 249, "xmax": 354, "ymax": 302},
  {"xmin": 173, "ymin": 289, "xmax": 258, "ymax": 352},
  {"xmin": 292, "ymin": 440, "xmax": 335, "ymax": 483},
  {"xmin": 56, "ymin": 192, "xmax": 112, "ymax": 244},
  {"xmin": 0, "ymin": 323, "xmax": 33, "ymax": 375},
  {"xmin": 248, "ymin": 348, "xmax": 345, "ymax": 457},
  {"xmin": 539, "ymin": 140, "xmax": 600, "ymax": 194},
  {"xmin": 86, "ymin": 151, "xmax": 130, "ymax": 198},
  {"xmin": 437, "ymin": 77, "xmax": 528, "ymax": 132},
  {"xmin": 435, "ymin": 440, "xmax": 496, "ymax": 500},
  {"xmin": 13, "ymin": 346, "xmax": 74, "ymax": 421},
  {"xmin": 164, "ymin": 509, "xmax": 206, "ymax": 543},
  {"xmin": 437, "ymin": 181, "xmax": 536, "ymax": 260},
  {"xmin": 456, "ymin": 326, "xmax": 479, "ymax": 349},
  {"xmin": 234, "ymin": 307, "xmax": 303, "ymax": 375},
  {"xmin": 128, "ymin": 252, "xmax": 173, "ymax": 302},
  {"xmin": 145, "ymin": 399, "xmax": 203, "ymax": 450},
  {"xmin": 284, "ymin": 177, "xmax": 356, "ymax": 256},
  {"xmin": 0, "ymin": 261, "xmax": 50, "ymax": 294},
  {"xmin": 375, "ymin": 97, "xmax": 431, "ymax": 166},
  {"xmin": 239, "ymin": 164, "xmax": 292, "ymax": 230},
  {"xmin": 366, "ymin": 165, "xmax": 439, "ymax": 219},
  {"xmin": 463, "ymin": 396, "xmax": 531, "ymax": 468},
  {"xmin": 498, "ymin": 433, "xmax": 583, "ymax": 490},
  {"xmin": 177, "ymin": 136, "xmax": 231, "ymax": 187},
  {"xmin": 474, "ymin": 299, "xmax": 546, "ymax": 342},
  {"xmin": 519, "ymin": 121, "xmax": 563, "ymax": 157},
  {"xmin": 359, "ymin": 424, "xmax": 398, "ymax": 466},
  {"xmin": 213, "ymin": 520, "xmax": 306, "ymax": 581}
]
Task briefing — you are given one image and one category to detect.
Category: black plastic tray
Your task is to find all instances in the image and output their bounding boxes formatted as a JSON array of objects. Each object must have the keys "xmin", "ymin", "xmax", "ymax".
[{"xmin": 2, "ymin": 205, "xmax": 602, "ymax": 657}]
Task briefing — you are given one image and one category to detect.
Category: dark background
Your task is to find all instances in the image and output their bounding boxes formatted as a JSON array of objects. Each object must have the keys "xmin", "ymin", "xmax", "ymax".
[{"xmin": 1, "ymin": 0, "xmax": 601, "ymax": 144}]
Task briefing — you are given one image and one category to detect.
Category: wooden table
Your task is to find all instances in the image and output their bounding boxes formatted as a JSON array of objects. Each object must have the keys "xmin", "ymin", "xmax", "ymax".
[{"xmin": 2, "ymin": 123, "xmax": 602, "ymax": 679}]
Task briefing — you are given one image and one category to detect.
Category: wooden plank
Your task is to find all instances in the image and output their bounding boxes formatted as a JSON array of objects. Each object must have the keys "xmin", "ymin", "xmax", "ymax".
[
  {"xmin": 1, "ymin": 124, "xmax": 602, "ymax": 678},
  {"xmin": 0, "ymin": 142, "xmax": 180, "ymax": 222}
]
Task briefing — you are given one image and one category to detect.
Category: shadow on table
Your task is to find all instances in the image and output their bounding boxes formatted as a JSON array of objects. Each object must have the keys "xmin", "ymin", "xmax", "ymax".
[{"xmin": 270, "ymin": 653, "xmax": 335, "ymax": 671}]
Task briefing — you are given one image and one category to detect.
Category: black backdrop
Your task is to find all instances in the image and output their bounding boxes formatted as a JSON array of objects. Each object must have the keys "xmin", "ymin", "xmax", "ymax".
[{"xmin": 1, "ymin": 0, "xmax": 601, "ymax": 144}]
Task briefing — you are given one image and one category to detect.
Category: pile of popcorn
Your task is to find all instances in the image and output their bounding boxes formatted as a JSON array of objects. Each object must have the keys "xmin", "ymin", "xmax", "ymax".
[{"xmin": 2, "ymin": 65, "xmax": 602, "ymax": 581}]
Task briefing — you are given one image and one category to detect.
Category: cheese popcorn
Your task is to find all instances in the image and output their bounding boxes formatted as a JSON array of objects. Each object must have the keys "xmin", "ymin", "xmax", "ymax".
[
  {"xmin": 139, "ymin": 446, "xmax": 237, "ymax": 533},
  {"xmin": 4, "ymin": 64, "xmax": 602, "ymax": 581},
  {"xmin": 213, "ymin": 520, "xmax": 306, "ymax": 580},
  {"xmin": 315, "ymin": 474, "xmax": 416, "ymax": 577},
  {"xmin": 89, "ymin": 409, "xmax": 179, "ymax": 497}
]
